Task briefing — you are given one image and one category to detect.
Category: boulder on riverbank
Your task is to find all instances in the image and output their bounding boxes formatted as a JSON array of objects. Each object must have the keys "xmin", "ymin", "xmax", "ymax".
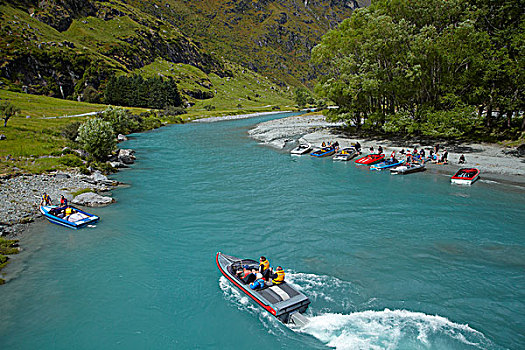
[
  {"xmin": 71, "ymin": 192, "xmax": 114, "ymax": 207},
  {"xmin": 117, "ymin": 134, "xmax": 128, "ymax": 142},
  {"xmin": 118, "ymin": 149, "xmax": 136, "ymax": 165}
]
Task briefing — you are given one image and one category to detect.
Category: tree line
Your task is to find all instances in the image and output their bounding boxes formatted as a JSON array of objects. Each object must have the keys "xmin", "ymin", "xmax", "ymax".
[
  {"xmin": 105, "ymin": 75, "xmax": 182, "ymax": 109},
  {"xmin": 312, "ymin": 0, "xmax": 524, "ymax": 139}
]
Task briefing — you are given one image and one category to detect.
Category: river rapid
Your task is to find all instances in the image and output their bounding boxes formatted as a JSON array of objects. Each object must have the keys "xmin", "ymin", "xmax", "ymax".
[{"xmin": 1, "ymin": 112, "xmax": 524, "ymax": 349}]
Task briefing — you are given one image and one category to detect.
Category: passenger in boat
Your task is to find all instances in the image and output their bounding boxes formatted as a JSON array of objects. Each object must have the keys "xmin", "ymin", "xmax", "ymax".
[
  {"xmin": 459, "ymin": 154, "xmax": 466, "ymax": 164},
  {"xmin": 259, "ymin": 256, "xmax": 271, "ymax": 281},
  {"xmin": 64, "ymin": 206, "xmax": 73, "ymax": 220},
  {"xmin": 420, "ymin": 149, "xmax": 425, "ymax": 158},
  {"xmin": 60, "ymin": 195, "xmax": 68, "ymax": 207},
  {"xmin": 40, "ymin": 192, "xmax": 52, "ymax": 205},
  {"xmin": 378, "ymin": 146, "xmax": 383, "ymax": 154},
  {"xmin": 236, "ymin": 265, "xmax": 256, "ymax": 284},
  {"xmin": 270, "ymin": 266, "xmax": 285, "ymax": 285},
  {"xmin": 322, "ymin": 141, "xmax": 326, "ymax": 147},
  {"xmin": 250, "ymin": 273, "xmax": 266, "ymax": 290},
  {"xmin": 369, "ymin": 146, "xmax": 374, "ymax": 153}
]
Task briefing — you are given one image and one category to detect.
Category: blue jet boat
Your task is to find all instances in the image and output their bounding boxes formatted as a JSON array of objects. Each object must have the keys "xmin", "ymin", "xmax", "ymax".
[
  {"xmin": 370, "ymin": 159, "xmax": 405, "ymax": 171},
  {"xmin": 40, "ymin": 205, "xmax": 99, "ymax": 229},
  {"xmin": 310, "ymin": 146, "xmax": 336, "ymax": 158}
]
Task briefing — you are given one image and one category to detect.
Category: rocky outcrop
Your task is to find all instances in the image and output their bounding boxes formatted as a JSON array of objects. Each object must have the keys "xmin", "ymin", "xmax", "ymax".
[{"xmin": 72, "ymin": 192, "xmax": 114, "ymax": 207}]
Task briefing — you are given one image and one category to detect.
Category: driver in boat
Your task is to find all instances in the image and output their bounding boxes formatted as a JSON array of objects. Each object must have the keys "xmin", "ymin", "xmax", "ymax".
[
  {"xmin": 250, "ymin": 273, "xmax": 265, "ymax": 290},
  {"xmin": 270, "ymin": 266, "xmax": 285, "ymax": 285},
  {"xmin": 259, "ymin": 256, "xmax": 271, "ymax": 281}
]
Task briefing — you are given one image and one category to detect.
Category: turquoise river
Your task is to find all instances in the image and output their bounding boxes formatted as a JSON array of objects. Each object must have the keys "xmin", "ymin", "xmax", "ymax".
[{"xmin": 1, "ymin": 112, "xmax": 524, "ymax": 349}]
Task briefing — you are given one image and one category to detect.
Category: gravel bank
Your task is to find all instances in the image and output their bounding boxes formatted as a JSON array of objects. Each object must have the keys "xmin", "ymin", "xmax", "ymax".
[
  {"xmin": 249, "ymin": 114, "xmax": 525, "ymax": 184},
  {"xmin": 0, "ymin": 172, "xmax": 115, "ymax": 238}
]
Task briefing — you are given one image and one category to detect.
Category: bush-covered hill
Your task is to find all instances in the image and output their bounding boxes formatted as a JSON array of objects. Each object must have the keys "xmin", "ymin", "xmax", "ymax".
[
  {"xmin": 0, "ymin": 0, "xmax": 228, "ymax": 102},
  {"xmin": 124, "ymin": 0, "xmax": 370, "ymax": 86}
]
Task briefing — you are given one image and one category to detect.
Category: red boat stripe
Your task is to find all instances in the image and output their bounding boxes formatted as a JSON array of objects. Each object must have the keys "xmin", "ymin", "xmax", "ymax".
[{"xmin": 215, "ymin": 253, "xmax": 276, "ymax": 316}]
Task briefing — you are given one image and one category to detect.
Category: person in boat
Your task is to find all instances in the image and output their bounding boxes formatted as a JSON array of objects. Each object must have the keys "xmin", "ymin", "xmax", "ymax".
[
  {"xmin": 322, "ymin": 141, "xmax": 326, "ymax": 147},
  {"xmin": 40, "ymin": 192, "xmax": 52, "ymax": 206},
  {"xmin": 259, "ymin": 256, "xmax": 271, "ymax": 281},
  {"xmin": 377, "ymin": 146, "xmax": 383, "ymax": 154},
  {"xmin": 459, "ymin": 154, "xmax": 466, "ymax": 164},
  {"xmin": 419, "ymin": 149, "xmax": 425, "ymax": 158},
  {"xmin": 250, "ymin": 273, "xmax": 266, "ymax": 290},
  {"xmin": 270, "ymin": 266, "xmax": 285, "ymax": 285},
  {"xmin": 60, "ymin": 195, "xmax": 68, "ymax": 207},
  {"xmin": 64, "ymin": 206, "xmax": 73, "ymax": 220},
  {"xmin": 236, "ymin": 265, "xmax": 257, "ymax": 284},
  {"xmin": 369, "ymin": 146, "xmax": 374, "ymax": 153}
]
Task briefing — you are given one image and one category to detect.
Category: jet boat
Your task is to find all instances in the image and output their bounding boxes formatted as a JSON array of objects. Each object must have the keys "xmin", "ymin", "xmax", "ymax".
[
  {"xmin": 333, "ymin": 147, "xmax": 357, "ymax": 161},
  {"xmin": 451, "ymin": 168, "xmax": 480, "ymax": 185},
  {"xmin": 290, "ymin": 143, "xmax": 312, "ymax": 155},
  {"xmin": 40, "ymin": 205, "xmax": 99, "ymax": 229},
  {"xmin": 216, "ymin": 252, "xmax": 310, "ymax": 325},
  {"xmin": 390, "ymin": 163, "xmax": 426, "ymax": 175},
  {"xmin": 370, "ymin": 159, "xmax": 405, "ymax": 171},
  {"xmin": 355, "ymin": 153, "xmax": 385, "ymax": 165},
  {"xmin": 310, "ymin": 146, "xmax": 336, "ymax": 158}
]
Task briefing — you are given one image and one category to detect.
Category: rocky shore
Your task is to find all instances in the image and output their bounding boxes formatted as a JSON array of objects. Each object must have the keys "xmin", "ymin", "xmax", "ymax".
[
  {"xmin": 0, "ymin": 171, "xmax": 119, "ymax": 238},
  {"xmin": 249, "ymin": 114, "xmax": 525, "ymax": 184}
]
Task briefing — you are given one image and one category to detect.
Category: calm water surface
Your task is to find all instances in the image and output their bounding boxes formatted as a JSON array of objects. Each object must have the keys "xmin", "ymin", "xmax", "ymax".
[{"xmin": 1, "ymin": 112, "xmax": 524, "ymax": 349}]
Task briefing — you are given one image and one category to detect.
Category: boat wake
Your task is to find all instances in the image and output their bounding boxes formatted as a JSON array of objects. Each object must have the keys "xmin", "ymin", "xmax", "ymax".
[{"xmin": 219, "ymin": 273, "xmax": 493, "ymax": 349}]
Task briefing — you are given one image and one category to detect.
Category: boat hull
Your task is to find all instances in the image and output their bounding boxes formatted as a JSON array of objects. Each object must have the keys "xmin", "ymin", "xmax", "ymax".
[
  {"xmin": 390, "ymin": 164, "xmax": 426, "ymax": 175},
  {"xmin": 333, "ymin": 148, "xmax": 357, "ymax": 161},
  {"xmin": 355, "ymin": 154, "xmax": 385, "ymax": 165},
  {"xmin": 290, "ymin": 144, "xmax": 312, "ymax": 155},
  {"xmin": 451, "ymin": 168, "xmax": 480, "ymax": 185},
  {"xmin": 310, "ymin": 147, "xmax": 335, "ymax": 158},
  {"xmin": 40, "ymin": 206, "xmax": 99, "ymax": 229},
  {"xmin": 370, "ymin": 160, "xmax": 404, "ymax": 170},
  {"xmin": 216, "ymin": 252, "xmax": 310, "ymax": 324}
]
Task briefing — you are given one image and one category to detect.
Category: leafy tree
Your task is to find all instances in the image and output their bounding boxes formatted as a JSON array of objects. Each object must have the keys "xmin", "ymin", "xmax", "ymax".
[
  {"xmin": 294, "ymin": 88, "xmax": 313, "ymax": 108},
  {"xmin": 76, "ymin": 118, "xmax": 116, "ymax": 161},
  {"xmin": 0, "ymin": 101, "xmax": 21, "ymax": 127}
]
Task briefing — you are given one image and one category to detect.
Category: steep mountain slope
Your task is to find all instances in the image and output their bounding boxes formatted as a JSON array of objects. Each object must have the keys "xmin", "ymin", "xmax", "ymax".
[
  {"xmin": 0, "ymin": 0, "xmax": 227, "ymax": 101},
  {"xmin": 122, "ymin": 0, "xmax": 370, "ymax": 86}
]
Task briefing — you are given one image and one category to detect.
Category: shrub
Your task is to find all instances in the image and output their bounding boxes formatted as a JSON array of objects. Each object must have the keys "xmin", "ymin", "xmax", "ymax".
[
  {"xmin": 204, "ymin": 105, "xmax": 216, "ymax": 111},
  {"xmin": 61, "ymin": 121, "xmax": 81, "ymax": 141},
  {"xmin": 76, "ymin": 118, "xmax": 116, "ymax": 161},
  {"xmin": 58, "ymin": 154, "xmax": 84, "ymax": 168},
  {"xmin": 162, "ymin": 105, "xmax": 187, "ymax": 116}
]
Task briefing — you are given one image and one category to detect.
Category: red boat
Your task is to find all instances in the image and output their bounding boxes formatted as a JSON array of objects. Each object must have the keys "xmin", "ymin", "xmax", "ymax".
[
  {"xmin": 451, "ymin": 168, "xmax": 480, "ymax": 185},
  {"xmin": 355, "ymin": 153, "xmax": 385, "ymax": 165}
]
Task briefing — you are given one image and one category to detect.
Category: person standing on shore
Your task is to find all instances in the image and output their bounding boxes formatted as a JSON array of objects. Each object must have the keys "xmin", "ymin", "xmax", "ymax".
[
  {"xmin": 60, "ymin": 195, "xmax": 68, "ymax": 207},
  {"xmin": 40, "ymin": 192, "xmax": 52, "ymax": 206},
  {"xmin": 459, "ymin": 154, "xmax": 466, "ymax": 164}
]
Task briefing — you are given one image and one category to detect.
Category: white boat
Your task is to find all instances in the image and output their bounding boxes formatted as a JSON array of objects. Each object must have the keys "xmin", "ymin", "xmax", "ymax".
[
  {"xmin": 451, "ymin": 168, "xmax": 480, "ymax": 185},
  {"xmin": 333, "ymin": 147, "xmax": 357, "ymax": 161},
  {"xmin": 390, "ymin": 163, "xmax": 426, "ymax": 175},
  {"xmin": 290, "ymin": 143, "xmax": 312, "ymax": 155}
]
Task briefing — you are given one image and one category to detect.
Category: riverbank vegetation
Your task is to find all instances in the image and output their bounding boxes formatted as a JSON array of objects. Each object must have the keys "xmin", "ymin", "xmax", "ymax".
[
  {"xmin": 313, "ymin": 0, "xmax": 524, "ymax": 142},
  {"xmin": 0, "ymin": 238, "xmax": 19, "ymax": 284}
]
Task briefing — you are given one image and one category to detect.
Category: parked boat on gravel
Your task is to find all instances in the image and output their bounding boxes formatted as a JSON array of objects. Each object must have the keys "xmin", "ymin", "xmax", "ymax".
[
  {"xmin": 451, "ymin": 168, "xmax": 480, "ymax": 185},
  {"xmin": 333, "ymin": 148, "xmax": 357, "ymax": 161},
  {"xmin": 355, "ymin": 153, "xmax": 385, "ymax": 165},
  {"xmin": 390, "ymin": 163, "xmax": 426, "ymax": 175},
  {"xmin": 40, "ymin": 205, "xmax": 99, "ymax": 229},
  {"xmin": 290, "ymin": 143, "xmax": 312, "ymax": 155}
]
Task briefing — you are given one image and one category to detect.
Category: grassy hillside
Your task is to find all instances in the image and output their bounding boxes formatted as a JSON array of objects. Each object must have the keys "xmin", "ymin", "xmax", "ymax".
[{"xmin": 128, "ymin": 0, "xmax": 370, "ymax": 86}]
